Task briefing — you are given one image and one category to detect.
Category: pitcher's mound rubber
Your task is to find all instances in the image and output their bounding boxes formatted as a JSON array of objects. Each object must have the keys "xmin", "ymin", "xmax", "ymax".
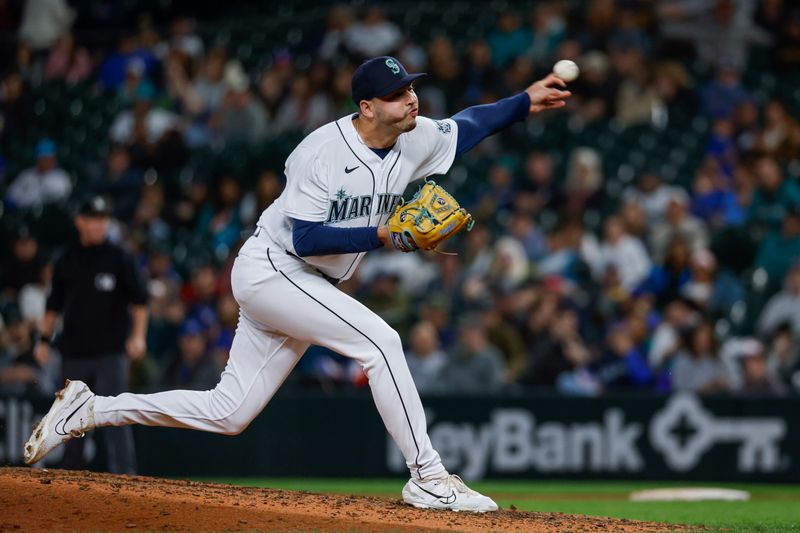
[{"xmin": 0, "ymin": 467, "xmax": 690, "ymax": 532}]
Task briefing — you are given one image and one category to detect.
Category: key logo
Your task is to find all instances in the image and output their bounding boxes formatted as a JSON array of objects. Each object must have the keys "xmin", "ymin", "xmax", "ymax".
[{"xmin": 650, "ymin": 393, "xmax": 786, "ymax": 472}]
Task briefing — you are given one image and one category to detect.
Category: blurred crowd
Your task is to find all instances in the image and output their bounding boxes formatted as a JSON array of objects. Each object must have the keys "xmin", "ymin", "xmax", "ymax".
[{"xmin": 2, "ymin": 0, "xmax": 800, "ymax": 398}]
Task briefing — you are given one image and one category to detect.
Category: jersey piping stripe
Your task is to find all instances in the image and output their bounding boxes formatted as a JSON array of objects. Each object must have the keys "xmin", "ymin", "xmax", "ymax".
[
  {"xmin": 386, "ymin": 150, "xmax": 401, "ymax": 224},
  {"xmin": 386, "ymin": 150, "xmax": 401, "ymax": 196},
  {"xmin": 266, "ymin": 248, "xmax": 426, "ymax": 480},
  {"xmin": 379, "ymin": 150, "xmax": 401, "ymax": 225},
  {"xmin": 335, "ymin": 120, "xmax": 374, "ymax": 282}
]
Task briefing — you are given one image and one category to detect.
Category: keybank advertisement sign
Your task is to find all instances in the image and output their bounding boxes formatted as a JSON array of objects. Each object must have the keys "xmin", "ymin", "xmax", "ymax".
[
  {"xmin": 2, "ymin": 393, "xmax": 797, "ymax": 480},
  {"xmin": 387, "ymin": 394, "xmax": 794, "ymax": 480}
]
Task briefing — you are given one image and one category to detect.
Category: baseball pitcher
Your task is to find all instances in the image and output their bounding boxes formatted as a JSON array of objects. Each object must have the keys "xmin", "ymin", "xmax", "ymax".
[{"xmin": 25, "ymin": 56, "xmax": 569, "ymax": 512}]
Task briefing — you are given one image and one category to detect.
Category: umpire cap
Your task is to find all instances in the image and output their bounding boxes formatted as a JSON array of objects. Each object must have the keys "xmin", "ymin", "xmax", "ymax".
[
  {"xmin": 351, "ymin": 56, "xmax": 426, "ymax": 105},
  {"xmin": 78, "ymin": 196, "xmax": 112, "ymax": 217}
]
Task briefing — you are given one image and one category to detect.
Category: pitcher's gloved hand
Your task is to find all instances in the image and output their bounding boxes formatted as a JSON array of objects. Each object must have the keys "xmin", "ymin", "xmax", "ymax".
[{"xmin": 385, "ymin": 180, "xmax": 473, "ymax": 252}]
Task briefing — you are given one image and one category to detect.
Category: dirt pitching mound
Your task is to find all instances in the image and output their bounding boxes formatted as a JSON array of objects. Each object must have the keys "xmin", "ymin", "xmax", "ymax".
[{"xmin": 0, "ymin": 467, "xmax": 689, "ymax": 532}]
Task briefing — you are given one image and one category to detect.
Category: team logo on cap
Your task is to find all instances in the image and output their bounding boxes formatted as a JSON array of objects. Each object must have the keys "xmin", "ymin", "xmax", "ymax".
[{"xmin": 385, "ymin": 58, "xmax": 400, "ymax": 74}]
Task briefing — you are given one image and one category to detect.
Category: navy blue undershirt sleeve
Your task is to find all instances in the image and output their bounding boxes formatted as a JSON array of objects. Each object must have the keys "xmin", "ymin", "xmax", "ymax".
[
  {"xmin": 452, "ymin": 92, "xmax": 530, "ymax": 155},
  {"xmin": 292, "ymin": 218, "xmax": 383, "ymax": 257}
]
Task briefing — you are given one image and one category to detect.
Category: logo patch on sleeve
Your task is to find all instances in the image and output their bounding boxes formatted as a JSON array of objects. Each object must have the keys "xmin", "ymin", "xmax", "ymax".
[{"xmin": 435, "ymin": 120, "xmax": 452, "ymax": 134}]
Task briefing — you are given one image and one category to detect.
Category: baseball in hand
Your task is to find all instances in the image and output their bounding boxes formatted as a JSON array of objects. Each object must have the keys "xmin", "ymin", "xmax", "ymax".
[{"xmin": 553, "ymin": 59, "xmax": 579, "ymax": 82}]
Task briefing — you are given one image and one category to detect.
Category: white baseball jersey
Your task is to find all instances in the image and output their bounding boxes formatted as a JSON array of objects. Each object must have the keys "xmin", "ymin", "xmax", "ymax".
[
  {"xmin": 88, "ymin": 112, "xmax": 460, "ymax": 483},
  {"xmin": 259, "ymin": 113, "xmax": 459, "ymax": 281}
]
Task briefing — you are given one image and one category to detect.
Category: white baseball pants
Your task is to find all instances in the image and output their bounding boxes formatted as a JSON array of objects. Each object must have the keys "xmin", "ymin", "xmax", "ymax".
[{"xmin": 94, "ymin": 230, "xmax": 445, "ymax": 479}]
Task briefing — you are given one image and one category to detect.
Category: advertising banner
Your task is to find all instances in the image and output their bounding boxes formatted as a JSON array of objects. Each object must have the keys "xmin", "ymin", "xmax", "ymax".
[{"xmin": 2, "ymin": 393, "xmax": 797, "ymax": 481}]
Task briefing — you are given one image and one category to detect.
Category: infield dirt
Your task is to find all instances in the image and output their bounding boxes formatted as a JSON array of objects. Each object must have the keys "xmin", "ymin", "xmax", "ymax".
[{"xmin": 0, "ymin": 467, "xmax": 691, "ymax": 532}]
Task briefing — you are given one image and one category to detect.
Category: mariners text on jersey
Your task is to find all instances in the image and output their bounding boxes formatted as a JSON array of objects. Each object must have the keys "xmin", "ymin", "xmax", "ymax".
[{"xmin": 326, "ymin": 190, "xmax": 404, "ymax": 224}]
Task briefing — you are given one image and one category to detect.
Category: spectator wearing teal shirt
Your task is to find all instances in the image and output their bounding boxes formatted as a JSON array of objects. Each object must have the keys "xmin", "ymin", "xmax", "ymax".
[
  {"xmin": 488, "ymin": 12, "xmax": 532, "ymax": 68},
  {"xmin": 747, "ymin": 157, "xmax": 800, "ymax": 231},
  {"xmin": 755, "ymin": 207, "xmax": 800, "ymax": 281},
  {"xmin": 195, "ymin": 173, "xmax": 243, "ymax": 252}
]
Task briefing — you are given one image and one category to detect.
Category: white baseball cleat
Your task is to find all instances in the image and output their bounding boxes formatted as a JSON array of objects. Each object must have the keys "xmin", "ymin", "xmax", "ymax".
[
  {"xmin": 402, "ymin": 474, "xmax": 498, "ymax": 512},
  {"xmin": 24, "ymin": 380, "xmax": 96, "ymax": 465}
]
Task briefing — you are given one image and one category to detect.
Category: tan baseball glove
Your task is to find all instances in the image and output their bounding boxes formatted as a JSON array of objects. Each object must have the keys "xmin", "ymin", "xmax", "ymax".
[{"xmin": 386, "ymin": 180, "xmax": 474, "ymax": 252}]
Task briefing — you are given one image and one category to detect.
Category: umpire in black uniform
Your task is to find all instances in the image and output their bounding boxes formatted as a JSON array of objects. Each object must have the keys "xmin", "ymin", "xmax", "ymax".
[{"xmin": 34, "ymin": 196, "xmax": 148, "ymax": 474}]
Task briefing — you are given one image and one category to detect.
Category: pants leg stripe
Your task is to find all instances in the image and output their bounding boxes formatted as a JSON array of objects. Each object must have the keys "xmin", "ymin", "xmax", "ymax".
[{"xmin": 266, "ymin": 249, "xmax": 424, "ymax": 479}]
